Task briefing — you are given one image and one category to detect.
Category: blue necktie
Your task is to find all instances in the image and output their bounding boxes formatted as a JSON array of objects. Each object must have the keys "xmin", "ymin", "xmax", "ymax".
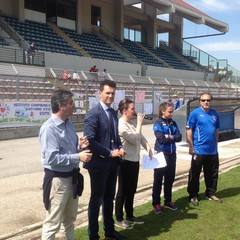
[{"xmin": 107, "ymin": 108, "xmax": 116, "ymax": 149}]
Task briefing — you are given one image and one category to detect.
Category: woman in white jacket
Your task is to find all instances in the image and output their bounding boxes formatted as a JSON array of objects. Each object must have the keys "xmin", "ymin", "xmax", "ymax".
[{"xmin": 115, "ymin": 98, "xmax": 152, "ymax": 230}]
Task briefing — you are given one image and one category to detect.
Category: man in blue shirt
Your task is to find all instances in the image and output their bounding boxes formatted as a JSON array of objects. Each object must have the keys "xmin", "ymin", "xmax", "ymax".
[
  {"xmin": 186, "ymin": 92, "xmax": 222, "ymax": 206},
  {"xmin": 173, "ymin": 95, "xmax": 180, "ymax": 110},
  {"xmin": 39, "ymin": 89, "xmax": 92, "ymax": 240}
]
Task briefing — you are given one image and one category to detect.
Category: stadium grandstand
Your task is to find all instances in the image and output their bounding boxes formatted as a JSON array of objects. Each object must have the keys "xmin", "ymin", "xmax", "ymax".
[{"xmin": 0, "ymin": 0, "xmax": 240, "ymax": 140}]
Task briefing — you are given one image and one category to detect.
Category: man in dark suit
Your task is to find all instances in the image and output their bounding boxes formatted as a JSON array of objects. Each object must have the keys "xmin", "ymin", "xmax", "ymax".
[{"xmin": 84, "ymin": 80, "xmax": 127, "ymax": 240}]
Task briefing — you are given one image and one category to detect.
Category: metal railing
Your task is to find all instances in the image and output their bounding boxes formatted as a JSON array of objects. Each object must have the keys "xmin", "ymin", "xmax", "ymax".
[
  {"xmin": 0, "ymin": 46, "xmax": 45, "ymax": 66},
  {"xmin": 1, "ymin": 69, "xmax": 240, "ymax": 130}
]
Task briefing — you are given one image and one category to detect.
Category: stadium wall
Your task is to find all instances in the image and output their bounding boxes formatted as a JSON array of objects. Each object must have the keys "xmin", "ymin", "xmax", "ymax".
[
  {"xmin": 79, "ymin": 0, "xmax": 119, "ymax": 34},
  {"xmin": 25, "ymin": 8, "xmax": 46, "ymax": 24},
  {"xmin": 146, "ymin": 65, "xmax": 209, "ymax": 81},
  {"xmin": 44, "ymin": 52, "xmax": 208, "ymax": 80},
  {"xmin": 0, "ymin": 0, "xmax": 15, "ymax": 16},
  {"xmin": 44, "ymin": 53, "xmax": 141, "ymax": 76}
]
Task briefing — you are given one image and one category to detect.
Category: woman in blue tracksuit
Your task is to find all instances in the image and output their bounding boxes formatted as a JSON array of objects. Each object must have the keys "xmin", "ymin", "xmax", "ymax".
[{"xmin": 152, "ymin": 102, "xmax": 182, "ymax": 214}]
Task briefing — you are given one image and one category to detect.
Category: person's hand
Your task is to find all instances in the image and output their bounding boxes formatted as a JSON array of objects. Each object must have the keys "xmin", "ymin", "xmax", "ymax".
[
  {"xmin": 137, "ymin": 113, "xmax": 145, "ymax": 126},
  {"xmin": 188, "ymin": 146, "xmax": 194, "ymax": 155},
  {"xmin": 79, "ymin": 150, "xmax": 92, "ymax": 162},
  {"xmin": 79, "ymin": 136, "xmax": 89, "ymax": 149},
  {"xmin": 111, "ymin": 149, "xmax": 122, "ymax": 158},
  {"xmin": 149, "ymin": 148, "xmax": 153, "ymax": 160},
  {"xmin": 111, "ymin": 148, "xmax": 126, "ymax": 158},
  {"xmin": 119, "ymin": 148, "xmax": 126, "ymax": 158},
  {"xmin": 164, "ymin": 134, "xmax": 172, "ymax": 139}
]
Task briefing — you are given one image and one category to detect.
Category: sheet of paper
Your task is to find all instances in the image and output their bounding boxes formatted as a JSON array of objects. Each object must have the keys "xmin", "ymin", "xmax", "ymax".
[{"xmin": 142, "ymin": 151, "xmax": 167, "ymax": 169}]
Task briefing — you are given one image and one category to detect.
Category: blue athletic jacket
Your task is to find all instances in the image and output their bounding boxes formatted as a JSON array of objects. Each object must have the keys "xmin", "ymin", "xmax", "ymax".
[{"xmin": 153, "ymin": 118, "xmax": 182, "ymax": 154}]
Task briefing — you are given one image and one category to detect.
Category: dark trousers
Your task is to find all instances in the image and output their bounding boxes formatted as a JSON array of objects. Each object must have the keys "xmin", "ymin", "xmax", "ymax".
[
  {"xmin": 152, "ymin": 152, "xmax": 176, "ymax": 205},
  {"xmin": 115, "ymin": 160, "xmax": 139, "ymax": 221},
  {"xmin": 88, "ymin": 166, "xmax": 118, "ymax": 240},
  {"xmin": 187, "ymin": 154, "xmax": 219, "ymax": 198}
]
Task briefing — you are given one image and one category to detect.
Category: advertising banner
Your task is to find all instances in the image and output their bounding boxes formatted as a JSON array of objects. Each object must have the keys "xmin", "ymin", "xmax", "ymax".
[{"xmin": 0, "ymin": 101, "xmax": 52, "ymax": 128}]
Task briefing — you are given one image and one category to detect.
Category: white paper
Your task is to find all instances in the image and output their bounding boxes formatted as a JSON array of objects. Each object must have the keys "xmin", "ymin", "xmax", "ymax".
[{"xmin": 142, "ymin": 151, "xmax": 167, "ymax": 169}]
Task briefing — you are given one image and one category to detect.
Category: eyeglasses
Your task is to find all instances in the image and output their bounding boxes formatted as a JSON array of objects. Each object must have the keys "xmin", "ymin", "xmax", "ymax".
[{"xmin": 200, "ymin": 99, "xmax": 211, "ymax": 102}]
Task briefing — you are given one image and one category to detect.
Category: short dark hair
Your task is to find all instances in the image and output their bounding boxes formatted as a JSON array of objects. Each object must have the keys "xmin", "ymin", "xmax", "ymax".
[
  {"xmin": 100, "ymin": 79, "xmax": 116, "ymax": 91},
  {"xmin": 118, "ymin": 98, "xmax": 134, "ymax": 114},
  {"xmin": 51, "ymin": 89, "xmax": 73, "ymax": 113}
]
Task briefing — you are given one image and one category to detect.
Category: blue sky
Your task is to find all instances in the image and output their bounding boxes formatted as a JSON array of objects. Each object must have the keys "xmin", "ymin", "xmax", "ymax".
[{"xmin": 183, "ymin": 0, "xmax": 240, "ymax": 71}]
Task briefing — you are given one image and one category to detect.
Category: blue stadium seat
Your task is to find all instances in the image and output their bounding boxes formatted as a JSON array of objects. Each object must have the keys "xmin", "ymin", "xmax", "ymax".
[
  {"xmin": 3, "ymin": 17, "xmax": 80, "ymax": 56},
  {"xmin": 143, "ymin": 43, "xmax": 192, "ymax": 71},
  {"xmin": 61, "ymin": 28, "xmax": 128, "ymax": 62},
  {"xmin": 119, "ymin": 39, "xmax": 163, "ymax": 67}
]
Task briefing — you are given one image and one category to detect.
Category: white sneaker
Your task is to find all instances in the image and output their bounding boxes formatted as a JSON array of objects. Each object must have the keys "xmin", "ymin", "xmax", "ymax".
[
  {"xmin": 115, "ymin": 220, "xmax": 133, "ymax": 229},
  {"xmin": 190, "ymin": 197, "xmax": 199, "ymax": 206}
]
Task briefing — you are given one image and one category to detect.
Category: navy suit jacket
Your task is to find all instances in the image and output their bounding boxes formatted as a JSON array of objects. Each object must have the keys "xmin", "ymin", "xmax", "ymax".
[{"xmin": 83, "ymin": 103, "xmax": 122, "ymax": 172}]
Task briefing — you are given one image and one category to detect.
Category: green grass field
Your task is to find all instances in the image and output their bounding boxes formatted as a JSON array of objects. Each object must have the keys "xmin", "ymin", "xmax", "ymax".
[{"xmin": 75, "ymin": 167, "xmax": 240, "ymax": 240}]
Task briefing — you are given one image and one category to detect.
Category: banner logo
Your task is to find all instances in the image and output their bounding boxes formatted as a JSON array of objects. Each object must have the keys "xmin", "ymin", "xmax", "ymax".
[{"xmin": 0, "ymin": 103, "xmax": 10, "ymax": 117}]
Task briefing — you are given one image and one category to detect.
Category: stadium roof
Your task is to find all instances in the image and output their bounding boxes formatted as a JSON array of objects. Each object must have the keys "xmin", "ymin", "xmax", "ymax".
[{"xmin": 124, "ymin": 0, "xmax": 229, "ymax": 33}]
